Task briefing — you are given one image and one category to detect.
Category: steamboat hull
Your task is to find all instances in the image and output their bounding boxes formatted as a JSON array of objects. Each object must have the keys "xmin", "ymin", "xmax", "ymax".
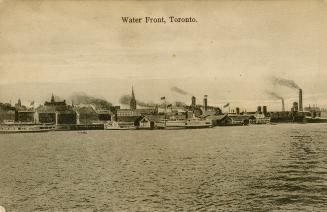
[{"xmin": 0, "ymin": 124, "xmax": 54, "ymax": 134}]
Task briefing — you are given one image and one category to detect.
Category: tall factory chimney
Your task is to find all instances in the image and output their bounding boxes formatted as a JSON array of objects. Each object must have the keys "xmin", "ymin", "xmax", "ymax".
[
  {"xmin": 191, "ymin": 96, "xmax": 196, "ymax": 107},
  {"xmin": 299, "ymin": 89, "xmax": 303, "ymax": 111},
  {"xmin": 203, "ymin": 95, "xmax": 208, "ymax": 111},
  {"xmin": 281, "ymin": 98, "xmax": 285, "ymax": 112}
]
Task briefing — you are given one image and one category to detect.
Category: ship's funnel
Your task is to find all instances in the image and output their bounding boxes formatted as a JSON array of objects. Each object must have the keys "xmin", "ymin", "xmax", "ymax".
[
  {"xmin": 236, "ymin": 107, "xmax": 240, "ymax": 115},
  {"xmin": 282, "ymin": 98, "xmax": 285, "ymax": 112},
  {"xmin": 263, "ymin": 106, "xmax": 267, "ymax": 115},
  {"xmin": 203, "ymin": 95, "xmax": 208, "ymax": 111}
]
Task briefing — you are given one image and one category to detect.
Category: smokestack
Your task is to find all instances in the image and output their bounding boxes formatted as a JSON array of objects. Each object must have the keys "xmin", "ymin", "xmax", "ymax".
[
  {"xmin": 236, "ymin": 107, "xmax": 240, "ymax": 115},
  {"xmin": 257, "ymin": 106, "xmax": 262, "ymax": 114},
  {"xmin": 191, "ymin": 96, "xmax": 196, "ymax": 107},
  {"xmin": 299, "ymin": 89, "xmax": 303, "ymax": 111},
  {"xmin": 263, "ymin": 106, "xmax": 267, "ymax": 115},
  {"xmin": 203, "ymin": 95, "xmax": 208, "ymax": 111},
  {"xmin": 282, "ymin": 98, "xmax": 285, "ymax": 112}
]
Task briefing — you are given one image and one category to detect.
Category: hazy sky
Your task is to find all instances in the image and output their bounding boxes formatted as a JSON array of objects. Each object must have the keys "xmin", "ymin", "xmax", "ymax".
[{"xmin": 0, "ymin": 0, "xmax": 327, "ymax": 110}]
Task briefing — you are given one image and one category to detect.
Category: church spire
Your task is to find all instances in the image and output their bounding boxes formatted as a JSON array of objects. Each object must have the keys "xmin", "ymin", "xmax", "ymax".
[
  {"xmin": 51, "ymin": 93, "xmax": 55, "ymax": 103},
  {"xmin": 130, "ymin": 86, "xmax": 137, "ymax": 110},
  {"xmin": 131, "ymin": 86, "xmax": 135, "ymax": 98}
]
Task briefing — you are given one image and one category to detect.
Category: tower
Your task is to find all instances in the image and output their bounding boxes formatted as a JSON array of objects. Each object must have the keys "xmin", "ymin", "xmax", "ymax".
[
  {"xmin": 203, "ymin": 95, "xmax": 208, "ymax": 111},
  {"xmin": 191, "ymin": 96, "xmax": 196, "ymax": 107},
  {"xmin": 130, "ymin": 87, "xmax": 137, "ymax": 110},
  {"xmin": 299, "ymin": 89, "xmax": 303, "ymax": 112},
  {"xmin": 51, "ymin": 93, "xmax": 55, "ymax": 103},
  {"xmin": 17, "ymin": 98, "xmax": 22, "ymax": 107}
]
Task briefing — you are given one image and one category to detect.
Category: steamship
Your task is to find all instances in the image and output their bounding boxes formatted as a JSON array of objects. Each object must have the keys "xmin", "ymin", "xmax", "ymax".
[
  {"xmin": 304, "ymin": 117, "xmax": 327, "ymax": 123},
  {"xmin": 104, "ymin": 121, "xmax": 136, "ymax": 130},
  {"xmin": 0, "ymin": 122, "xmax": 55, "ymax": 134},
  {"xmin": 186, "ymin": 118, "xmax": 212, "ymax": 128},
  {"xmin": 156, "ymin": 118, "xmax": 212, "ymax": 129},
  {"xmin": 156, "ymin": 119, "xmax": 187, "ymax": 129}
]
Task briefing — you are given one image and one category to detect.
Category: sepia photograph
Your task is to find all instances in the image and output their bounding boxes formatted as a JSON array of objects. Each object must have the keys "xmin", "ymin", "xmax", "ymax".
[{"xmin": 0, "ymin": 0, "xmax": 327, "ymax": 211}]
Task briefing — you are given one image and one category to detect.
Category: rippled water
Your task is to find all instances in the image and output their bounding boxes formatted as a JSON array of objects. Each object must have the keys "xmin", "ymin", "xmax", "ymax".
[{"xmin": 0, "ymin": 124, "xmax": 327, "ymax": 211}]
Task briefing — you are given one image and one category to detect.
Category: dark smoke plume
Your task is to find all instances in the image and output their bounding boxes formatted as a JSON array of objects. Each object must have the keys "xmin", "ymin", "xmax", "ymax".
[
  {"xmin": 223, "ymin": 103, "xmax": 230, "ymax": 108},
  {"xmin": 137, "ymin": 101, "xmax": 156, "ymax": 107},
  {"xmin": 266, "ymin": 91, "xmax": 284, "ymax": 100},
  {"xmin": 119, "ymin": 95, "xmax": 186, "ymax": 108},
  {"xmin": 271, "ymin": 77, "xmax": 300, "ymax": 89},
  {"xmin": 175, "ymin": 101, "xmax": 187, "ymax": 107},
  {"xmin": 119, "ymin": 95, "xmax": 156, "ymax": 107},
  {"xmin": 119, "ymin": 95, "xmax": 131, "ymax": 105},
  {"xmin": 171, "ymin": 86, "xmax": 189, "ymax": 95},
  {"xmin": 70, "ymin": 92, "xmax": 112, "ymax": 110}
]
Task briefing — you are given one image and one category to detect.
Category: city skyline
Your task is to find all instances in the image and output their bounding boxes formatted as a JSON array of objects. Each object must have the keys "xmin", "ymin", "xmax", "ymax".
[
  {"xmin": 1, "ymin": 0, "xmax": 327, "ymax": 110},
  {"xmin": 0, "ymin": 78, "xmax": 324, "ymax": 113}
]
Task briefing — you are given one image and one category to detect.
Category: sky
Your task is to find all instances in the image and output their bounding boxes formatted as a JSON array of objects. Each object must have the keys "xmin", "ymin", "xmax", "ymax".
[{"xmin": 0, "ymin": 0, "xmax": 327, "ymax": 111}]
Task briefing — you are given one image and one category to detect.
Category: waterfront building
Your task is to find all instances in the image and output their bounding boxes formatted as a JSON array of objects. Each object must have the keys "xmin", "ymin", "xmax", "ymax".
[
  {"xmin": 38, "ymin": 111, "xmax": 56, "ymax": 124},
  {"xmin": 16, "ymin": 110, "xmax": 36, "ymax": 123},
  {"xmin": 0, "ymin": 103, "xmax": 16, "ymax": 123},
  {"xmin": 37, "ymin": 106, "xmax": 56, "ymax": 124},
  {"xmin": 45, "ymin": 94, "xmax": 66, "ymax": 107},
  {"xmin": 57, "ymin": 111, "xmax": 77, "ymax": 125},
  {"xmin": 116, "ymin": 116, "xmax": 139, "ymax": 127},
  {"xmin": 97, "ymin": 110, "xmax": 113, "ymax": 122},
  {"xmin": 37, "ymin": 94, "xmax": 76, "ymax": 125},
  {"xmin": 116, "ymin": 108, "xmax": 156, "ymax": 118},
  {"xmin": 135, "ymin": 115, "xmax": 165, "ymax": 129},
  {"xmin": 117, "ymin": 109, "xmax": 142, "ymax": 117},
  {"xmin": 135, "ymin": 116, "xmax": 154, "ymax": 129}
]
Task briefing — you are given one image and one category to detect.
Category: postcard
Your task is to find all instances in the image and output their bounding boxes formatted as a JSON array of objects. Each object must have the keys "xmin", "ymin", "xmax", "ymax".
[{"xmin": 0, "ymin": 0, "xmax": 326, "ymax": 211}]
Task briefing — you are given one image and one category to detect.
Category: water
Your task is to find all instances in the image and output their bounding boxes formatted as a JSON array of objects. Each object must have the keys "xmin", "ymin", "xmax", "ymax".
[{"xmin": 0, "ymin": 124, "xmax": 327, "ymax": 211}]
